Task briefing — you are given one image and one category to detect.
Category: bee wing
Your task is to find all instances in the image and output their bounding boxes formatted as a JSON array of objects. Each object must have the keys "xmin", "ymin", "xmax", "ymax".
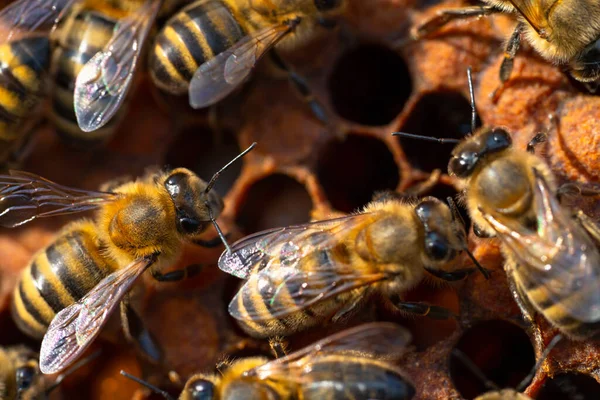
[
  {"xmin": 0, "ymin": 0, "xmax": 79, "ymax": 41},
  {"xmin": 74, "ymin": 0, "xmax": 161, "ymax": 133},
  {"xmin": 0, "ymin": 170, "xmax": 117, "ymax": 227},
  {"xmin": 39, "ymin": 255, "xmax": 157, "ymax": 374},
  {"xmin": 189, "ymin": 23, "xmax": 293, "ymax": 109},
  {"xmin": 508, "ymin": 0, "xmax": 546, "ymax": 34},
  {"xmin": 251, "ymin": 322, "xmax": 411, "ymax": 381},
  {"xmin": 483, "ymin": 171, "xmax": 600, "ymax": 323},
  {"xmin": 219, "ymin": 214, "xmax": 376, "ymax": 279}
]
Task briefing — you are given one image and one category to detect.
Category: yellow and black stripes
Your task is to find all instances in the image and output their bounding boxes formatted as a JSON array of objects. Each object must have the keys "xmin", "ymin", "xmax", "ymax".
[
  {"xmin": 12, "ymin": 225, "xmax": 115, "ymax": 338},
  {"xmin": 51, "ymin": 9, "xmax": 121, "ymax": 146},
  {"xmin": 150, "ymin": 0, "xmax": 246, "ymax": 94},
  {"xmin": 0, "ymin": 37, "xmax": 49, "ymax": 156}
]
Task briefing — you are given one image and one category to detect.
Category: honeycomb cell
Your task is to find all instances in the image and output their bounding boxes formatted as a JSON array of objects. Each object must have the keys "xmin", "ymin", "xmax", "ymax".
[
  {"xmin": 165, "ymin": 126, "xmax": 242, "ymax": 196},
  {"xmin": 236, "ymin": 173, "xmax": 312, "ymax": 233},
  {"xmin": 317, "ymin": 134, "xmax": 400, "ymax": 213},
  {"xmin": 328, "ymin": 44, "xmax": 411, "ymax": 125},
  {"xmin": 537, "ymin": 373, "xmax": 600, "ymax": 400},
  {"xmin": 449, "ymin": 320, "xmax": 535, "ymax": 400},
  {"xmin": 397, "ymin": 91, "xmax": 480, "ymax": 173}
]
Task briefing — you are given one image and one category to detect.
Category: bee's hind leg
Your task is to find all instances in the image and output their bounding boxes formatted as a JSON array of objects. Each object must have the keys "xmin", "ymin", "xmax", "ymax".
[{"xmin": 120, "ymin": 300, "xmax": 163, "ymax": 364}]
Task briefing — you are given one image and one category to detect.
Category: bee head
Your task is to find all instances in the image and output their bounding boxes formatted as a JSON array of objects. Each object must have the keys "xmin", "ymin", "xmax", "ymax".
[
  {"xmin": 415, "ymin": 197, "xmax": 463, "ymax": 263},
  {"xmin": 570, "ymin": 38, "xmax": 600, "ymax": 83},
  {"xmin": 164, "ymin": 168, "xmax": 224, "ymax": 237},
  {"xmin": 449, "ymin": 128, "xmax": 512, "ymax": 178},
  {"xmin": 183, "ymin": 376, "xmax": 217, "ymax": 400},
  {"xmin": 16, "ymin": 364, "xmax": 39, "ymax": 395}
]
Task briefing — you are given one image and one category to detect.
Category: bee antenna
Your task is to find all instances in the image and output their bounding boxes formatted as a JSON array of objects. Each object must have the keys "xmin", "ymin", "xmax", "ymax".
[
  {"xmin": 204, "ymin": 142, "xmax": 257, "ymax": 195},
  {"xmin": 207, "ymin": 200, "xmax": 232, "ymax": 254},
  {"xmin": 515, "ymin": 334, "xmax": 563, "ymax": 392},
  {"xmin": 45, "ymin": 350, "xmax": 102, "ymax": 395},
  {"xmin": 120, "ymin": 370, "xmax": 176, "ymax": 400},
  {"xmin": 467, "ymin": 67, "xmax": 478, "ymax": 134},
  {"xmin": 452, "ymin": 348, "xmax": 501, "ymax": 392},
  {"xmin": 391, "ymin": 131, "xmax": 460, "ymax": 144},
  {"xmin": 446, "ymin": 197, "xmax": 490, "ymax": 280}
]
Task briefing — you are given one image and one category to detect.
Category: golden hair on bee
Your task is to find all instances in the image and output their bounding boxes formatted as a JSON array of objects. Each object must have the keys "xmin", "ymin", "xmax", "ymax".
[
  {"xmin": 3, "ymin": 143, "xmax": 256, "ymax": 375},
  {"xmin": 120, "ymin": 322, "xmax": 417, "ymax": 400},
  {"xmin": 412, "ymin": 0, "xmax": 600, "ymax": 95},
  {"xmin": 393, "ymin": 67, "xmax": 600, "ymax": 340}
]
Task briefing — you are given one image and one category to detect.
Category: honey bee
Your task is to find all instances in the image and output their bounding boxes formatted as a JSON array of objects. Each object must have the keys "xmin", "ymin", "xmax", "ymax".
[
  {"xmin": 0, "ymin": 345, "xmax": 99, "ymax": 399},
  {"xmin": 3, "ymin": 143, "xmax": 255, "ymax": 375},
  {"xmin": 121, "ymin": 322, "xmax": 417, "ymax": 400},
  {"xmin": 217, "ymin": 191, "xmax": 488, "ymax": 338},
  {"xmin": 412, "ymin": 1, "xmax": 600, "ymax": 93},
  {"xmin": 452, "ymin": 334, "xmax": 562, "ymax": 400},
  {"xmin": 393, "ymin": 68, "xmax": 600, "ymax": 339},
  {"xmin": 0, "ymin": 0, "xmax": 162, "ymax": 150},
  {"xmin": 149, "ymin": 0, "xmax": 345, "ymax": 123}
]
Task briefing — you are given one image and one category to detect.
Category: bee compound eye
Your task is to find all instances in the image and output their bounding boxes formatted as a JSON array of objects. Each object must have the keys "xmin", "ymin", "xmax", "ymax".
[
  {"xmin": 425, "ymin": 232, "xmax": 450, "ymax": 261},
  {"xmin": 16, "ymin": 366, "xmax": 36, "ymax": 390},
  {"xmin": 449, "ymin": 151, "xmax": 478, "ymax": 178},
  {"xmin": 189, "ymin": 379, "xmax": 215, "ymax": 400},
  {"xmin": 487, "ymin": 129, "xmax": 512, "ymax": 152},
  {"xmin": 179, "ymin": 216, "xmax": 201, "ymax": 234}
]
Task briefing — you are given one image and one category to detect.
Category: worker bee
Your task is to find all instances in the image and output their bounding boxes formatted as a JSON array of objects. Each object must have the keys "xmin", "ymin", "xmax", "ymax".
[
  {"xmin": 452, "ymin": 334, "xmax": 562, "ymax": 400},
  {"xmin": 412, "ymin": 1, "xmax": 600, "ymax": 94},
  {"xmin": 217, "ymin": 190, "xmax": 488, "ymax": 339},
  {"xmin": 0, "ymin": 345, "xmax": 99, "ymax": 399},
  {"xmin": 149, "ymin": 0, "xmax": 345, "ymax": 123},
  {"xmin": 393, "ymin": 68, "xmax": 600, "ymax": 339},
  {"xmin": 121, "ymin": 322, "xmax": 417, "ymax": 400},
  {"xmin": 0, "ymin": 0, "xmax": 162, "ymax": 151},
  {"xmin": 3, "ymin": 143, "xmax": 255, "ymax": 375}
]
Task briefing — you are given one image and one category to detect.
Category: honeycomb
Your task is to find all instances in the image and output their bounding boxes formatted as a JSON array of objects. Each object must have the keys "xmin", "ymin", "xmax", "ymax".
[{"xmin": 0, "ymin": 0, "xmax": 599, "ymax": 399}]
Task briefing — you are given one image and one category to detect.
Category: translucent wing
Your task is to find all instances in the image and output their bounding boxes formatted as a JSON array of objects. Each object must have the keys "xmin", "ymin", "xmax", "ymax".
[
  {"xmin": 219, "ymin": 214, "xmax": 374, "ymax": 279},
  {"xmin": 39, "ymin": 255, "xmax": 157, "ymax": 374},
  {"xmin": 251, "ymin": 322, "xmax": 411, "ymax": 380},
  {"xmin": 483, "ymin": 171, "xmax": 600, "ymax": 322},
  {"xmin": 74, "ymin": 0, "xmax": 161, "ymax": 132},
  {"xmin": 189, "ymin": 23, "xmax": 294, "ymax": 109},
  {"xmin": 508, "ymin": 0, "xmax": 546, "ymax": 35},
  {"xmin": 0, "ymin": 170, "xmax": 117, "ymax": 227},
  {"xmin": 0, "ymin": 0, "xmax": 79, "ymax": 41}
]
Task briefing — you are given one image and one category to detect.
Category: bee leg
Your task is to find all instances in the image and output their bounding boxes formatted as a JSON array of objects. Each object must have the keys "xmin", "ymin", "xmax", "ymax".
[
  {"xmin": 473, "ymin": 223, "xmax": 495, "ymax": 238},
  {"xmin": 151, "ymin": 264, "xmax": 203, "ymax": 282},
  {"xmin": 424, "ymin": 266, "xmax": 481, "ymax": 282},
  {"xmin": 393, "ymin": 300, "xmax": 457, "ymax": 320},
  {"xmin": 574, "ymin": 210, "xmax": 600, "ymax": 244},
  {"xmin": 411, "ymin": 5, "xmax": 498, "ymax": 39},
  {"xmin": 556, "ymin": 182, "xmax": 600, "ymax": 203},
  {"xmin": 526, "ymin": 132, "xmax": 547, "ymax": 154},
  {"xmin": 193, "ymin": 235, "xmax": 230, "ymax": 248},
  {"xmin": 269, "ymin": 337, "xmax": 289, "ymax": 358},
  {"xmin": 491, "ymin": 23, "xmax": 523, "ymax": 101},
  {"xmin": 270, "ymin": 51, "xmax": 346, "ymax": 138},
  {"xmin": 120, "ymin": 301, "xmax": 163, "ymax": 364}
]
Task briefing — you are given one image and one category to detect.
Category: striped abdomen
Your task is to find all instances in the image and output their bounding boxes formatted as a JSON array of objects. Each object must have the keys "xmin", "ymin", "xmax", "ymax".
[
  {"xmin": 12, "ymin": 222, "xmax": 117, "ymax": 339},
  {"xmin": 51, "ymin": 9, "xmax": 124, "ymax": 146},
  {"xmin": 0, "ymin": 37, "xmax": 50, "ymax": 164},
  {"xmin": 300, "ymin": 355, "xmax": 415, "ymax": 400},
  {"xmin": 231, "ymin": 240, "xmax": 369, "ymax": 338},
  {"xmin": 150, "ymin": 0, "xmax": 246, "ymax": 94}
]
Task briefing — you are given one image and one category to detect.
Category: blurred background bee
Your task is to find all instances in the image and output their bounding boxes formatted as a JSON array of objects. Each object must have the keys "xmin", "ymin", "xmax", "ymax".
[
  {"xmin": 121, "ymin": 322, "xmax": 417, "ymax": 400},
  {"xmin": 0, "ymin": 0, "xmax": 162, "ymax": 162},
  {"xmin": 1, "ymin": 143, "xmax": 254, "ymax": 375},
  {"xmin": 412, "ymin": 0, "xmax": 600, "ymax": 95},
  {"xmin": 394, "ymin": 68, "xmax": 600, "ymax": 340},
  {"xmin": 149, "ymin": 0, "xmax": 345, "ymax": 128},
  {"xmin": 218, "ymin": 192, "xmax": 488, "ymax": 339},
  {"xmin": 0, "ymin": 345, "xmax": 99, "ymax": 399}
]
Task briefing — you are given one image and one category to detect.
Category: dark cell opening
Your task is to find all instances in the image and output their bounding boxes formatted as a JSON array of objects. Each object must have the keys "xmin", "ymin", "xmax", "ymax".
[
  {"xmin": 397, "ymin": 91, "xmax": 481, "ymax": 173},
  {"xmin": 449, "ymin": 319, "xmax": 535, "ymax": 399},
  {"xmin": 165, "ymin": 126, "xmax": 242, "ymax": 197},
  {"xmin": 317, "ymin": 135, "xmax": 400, "ymax": 213},
  {"xmin": 538, "ymin": 373, "xmax": 600, "ymax": 400},
  {"xmin": 236, "ymin": 174, "xmax": 312, "ymax": 234},
  {"xmin": 328, "ymin": 44, "xmax": 411, "ymax": 126}
]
